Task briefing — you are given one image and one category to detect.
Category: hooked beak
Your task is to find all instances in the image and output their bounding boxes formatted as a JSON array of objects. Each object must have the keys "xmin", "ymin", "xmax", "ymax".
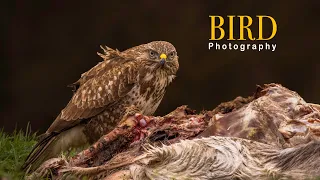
[
  {"xmin": 160, "ymin": 59, "xmax": 166, "ymax": 65},
  {"xmin": 159, "ymin": 54, "xmax": 167, "ymax": 66}
]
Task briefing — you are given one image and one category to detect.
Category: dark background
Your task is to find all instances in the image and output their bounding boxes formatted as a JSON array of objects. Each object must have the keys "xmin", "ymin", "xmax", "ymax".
[{"xmin": 2, "ymin": 1, "xmax": 319, "ymax": 133}]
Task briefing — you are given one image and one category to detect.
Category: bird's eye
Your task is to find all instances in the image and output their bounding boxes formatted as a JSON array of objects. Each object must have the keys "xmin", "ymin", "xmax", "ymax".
[
  {"xmin": 149, "ymin": 50, "xmax": 156, "ymax": 58},
  {"xmin": 169, "ymin": 52, "xmax": 175, "ymax": 59}
]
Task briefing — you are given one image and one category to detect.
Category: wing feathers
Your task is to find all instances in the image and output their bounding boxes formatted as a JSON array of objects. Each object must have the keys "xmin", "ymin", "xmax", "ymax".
[
  {"xmin": 49, "ymin": 46, "xmax": 138, "ymax": 133},
  {"xmin": 24, "ymin": 45, "xmax": 139, "ymax": 172}
]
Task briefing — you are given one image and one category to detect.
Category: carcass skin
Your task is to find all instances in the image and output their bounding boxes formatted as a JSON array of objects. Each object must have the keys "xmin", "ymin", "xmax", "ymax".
[
  {"xmin": 27, "ymin": 84, "xmax": 320, "ymax": 180},
  {"xmin": 201, "ymin": 83, "xmax": 320, "ymax": 147}
]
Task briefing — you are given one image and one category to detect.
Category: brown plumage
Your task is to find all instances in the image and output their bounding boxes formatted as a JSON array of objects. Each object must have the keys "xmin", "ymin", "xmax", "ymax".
[{"xmin": 23, "ymin": 41, "xmax": 179, "ymax": 172}]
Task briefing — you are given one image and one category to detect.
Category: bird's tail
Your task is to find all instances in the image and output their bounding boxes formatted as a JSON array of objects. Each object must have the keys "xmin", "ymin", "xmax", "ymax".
[{"xmin": 22, "ymin": 132, "xmax": 59, "ymax": 173}]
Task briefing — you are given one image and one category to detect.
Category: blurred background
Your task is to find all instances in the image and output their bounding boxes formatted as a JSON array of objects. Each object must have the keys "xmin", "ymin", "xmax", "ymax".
[{"xmin": 2, "ymin": 1, "xmax": 319, "ymax": 133}]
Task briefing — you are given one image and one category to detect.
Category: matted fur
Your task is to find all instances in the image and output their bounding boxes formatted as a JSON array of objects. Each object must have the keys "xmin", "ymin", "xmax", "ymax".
[
  {"xmin": 121, "ymin": 137, "xmax": 319, "ymax": 180},
  {"xmin": 32, "ymin": 136, "xmax": 319, "ymax": 180}
]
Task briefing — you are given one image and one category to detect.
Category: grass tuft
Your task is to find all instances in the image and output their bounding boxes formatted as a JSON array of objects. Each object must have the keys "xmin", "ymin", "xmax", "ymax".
[{"xmin": 0, "ymin": 124, "xmax": 37, "ymax": 180}]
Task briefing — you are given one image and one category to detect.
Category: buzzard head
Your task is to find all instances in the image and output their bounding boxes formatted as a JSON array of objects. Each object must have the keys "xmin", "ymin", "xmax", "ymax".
[{"xmin": 134, "ymin": 41, "xmax": 179, "ymax": 76}]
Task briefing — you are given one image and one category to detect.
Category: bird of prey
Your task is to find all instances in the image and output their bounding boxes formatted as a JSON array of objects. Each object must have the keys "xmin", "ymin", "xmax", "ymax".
[{"xmin": 23, "ymin": 41, "xmax": 179, "ymax": 172}]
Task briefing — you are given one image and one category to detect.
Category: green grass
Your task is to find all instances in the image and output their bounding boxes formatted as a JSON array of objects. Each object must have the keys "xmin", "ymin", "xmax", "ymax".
[{"xmin": 0, "ymin": 125, "xmax": 37, "ymax": 180}]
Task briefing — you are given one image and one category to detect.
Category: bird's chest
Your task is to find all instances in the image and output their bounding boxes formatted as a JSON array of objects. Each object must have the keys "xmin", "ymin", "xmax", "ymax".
[
  {"xmin": 85, "ymin": 72, "xmax": 172, "ymax": 142},
  {"xmin": 126, "ymin": 73, "xmax": 168, "ymax": 115}
]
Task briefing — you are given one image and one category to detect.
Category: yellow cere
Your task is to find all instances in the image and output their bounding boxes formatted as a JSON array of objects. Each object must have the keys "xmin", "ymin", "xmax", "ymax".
[{"xmin": 160, "ymin": 53, "xmax": 167, "ymax": 59}]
